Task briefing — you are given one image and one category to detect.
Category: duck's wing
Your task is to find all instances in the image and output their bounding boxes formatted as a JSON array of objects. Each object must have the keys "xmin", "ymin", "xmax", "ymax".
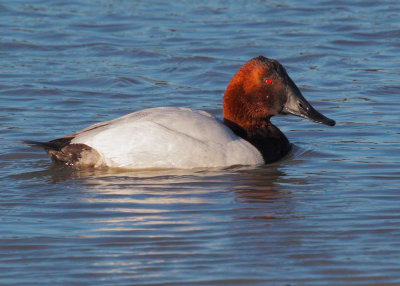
[{"xmin": 70, "ymin": 107, "xmax": 264, "ymax": 168}]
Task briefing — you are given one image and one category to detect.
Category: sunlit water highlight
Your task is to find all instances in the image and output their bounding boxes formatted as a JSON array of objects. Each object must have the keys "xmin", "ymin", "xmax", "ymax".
[{"xmin": 1, "ymin": 0, "xmax": 400, "ymax": 285}]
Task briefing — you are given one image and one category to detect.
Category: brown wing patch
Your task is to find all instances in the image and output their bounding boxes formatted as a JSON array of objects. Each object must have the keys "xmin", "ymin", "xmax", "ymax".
[{"xmin": 47, "ymin": 143, "xmax": 103, "ymax": 167}]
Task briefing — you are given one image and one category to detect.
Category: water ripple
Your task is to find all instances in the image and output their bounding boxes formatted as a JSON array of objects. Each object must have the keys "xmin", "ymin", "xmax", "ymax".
[{"xmin": 1, "ymin": 0, "xmax": 400, "ymax": 285}]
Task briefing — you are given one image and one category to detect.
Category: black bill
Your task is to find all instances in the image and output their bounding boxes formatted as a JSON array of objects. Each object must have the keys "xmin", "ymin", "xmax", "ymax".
[{"xmin": 281, "ymin": 80, "xmax": 335, "ymax": 127}]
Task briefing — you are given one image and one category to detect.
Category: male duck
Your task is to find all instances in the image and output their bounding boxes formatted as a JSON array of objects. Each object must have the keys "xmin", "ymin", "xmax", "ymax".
[{"xmin": 26, "ymin": 56, "xmax": 335, "ymax": 169}]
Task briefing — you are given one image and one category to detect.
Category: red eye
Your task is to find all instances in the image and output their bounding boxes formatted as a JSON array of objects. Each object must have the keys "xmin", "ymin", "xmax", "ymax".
[{"xmin": 264, "ymin": 79, "xmax": 271, "ymax": 84}]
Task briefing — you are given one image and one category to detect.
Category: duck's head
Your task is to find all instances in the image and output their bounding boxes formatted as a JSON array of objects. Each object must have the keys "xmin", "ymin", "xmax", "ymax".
[{"xmin": 223, "ymin": 56, "xmax": 335, "ymax": 130}]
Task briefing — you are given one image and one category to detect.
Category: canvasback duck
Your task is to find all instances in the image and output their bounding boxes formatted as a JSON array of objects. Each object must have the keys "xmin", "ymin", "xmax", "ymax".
[{"xmin": 26, "ymin": 56, "xmax": 335, "ymax": 169}]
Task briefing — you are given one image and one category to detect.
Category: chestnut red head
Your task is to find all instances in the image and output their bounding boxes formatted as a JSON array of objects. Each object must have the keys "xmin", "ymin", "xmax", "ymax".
[{"xmin": 223, "ymin": 56, "xmax": 335, "ymax": 130}]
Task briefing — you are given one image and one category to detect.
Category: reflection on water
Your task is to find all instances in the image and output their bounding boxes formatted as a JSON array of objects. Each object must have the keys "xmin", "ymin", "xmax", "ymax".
[{"xmin": 1, "ymin": 0, "xmax": 400, "ymax": 285}]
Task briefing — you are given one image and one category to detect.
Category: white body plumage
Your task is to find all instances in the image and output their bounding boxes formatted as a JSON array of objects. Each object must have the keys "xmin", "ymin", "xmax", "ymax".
[{"xmin": 71, "ymin": 107, "xmax": 263, "ymax": 169}]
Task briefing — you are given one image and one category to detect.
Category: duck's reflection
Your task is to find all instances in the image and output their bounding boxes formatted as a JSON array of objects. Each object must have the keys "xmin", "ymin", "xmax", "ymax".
[
  {"xmin": 230, "ymin": 165, "xmax": 286, "ymax": 203},
  {"xmin": 20, "ymin": 144, "xmax": 310, "ymax": 207}
]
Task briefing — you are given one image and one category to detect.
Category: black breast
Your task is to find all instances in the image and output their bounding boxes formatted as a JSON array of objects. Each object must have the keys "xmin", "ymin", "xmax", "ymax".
[{"xmin": 224, "ymin": 119, "xmax": 292, "ymax": 163}]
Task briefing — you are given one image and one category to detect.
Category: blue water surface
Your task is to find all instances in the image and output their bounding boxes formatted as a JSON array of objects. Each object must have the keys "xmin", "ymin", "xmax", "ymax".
[{"xmin": 1, "ymin": 0, "xmax": 400, "ymax": 285}]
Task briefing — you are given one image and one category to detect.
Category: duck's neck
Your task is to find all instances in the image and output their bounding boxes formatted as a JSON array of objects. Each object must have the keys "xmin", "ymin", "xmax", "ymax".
[{"xmin": 223, "ymin": 118, "xmax": 291, "ymax": 163}]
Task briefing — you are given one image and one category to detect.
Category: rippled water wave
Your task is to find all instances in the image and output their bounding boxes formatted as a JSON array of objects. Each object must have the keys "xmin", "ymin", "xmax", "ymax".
[{"xmin": 1, "ymin": 0, "xmax": 400, "ymax": 285}]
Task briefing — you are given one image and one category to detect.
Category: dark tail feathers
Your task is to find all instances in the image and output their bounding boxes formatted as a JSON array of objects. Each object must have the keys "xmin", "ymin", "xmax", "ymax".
[{"xmin": 21, "ymin": 137, "xmax": 73, "ymax": 151}]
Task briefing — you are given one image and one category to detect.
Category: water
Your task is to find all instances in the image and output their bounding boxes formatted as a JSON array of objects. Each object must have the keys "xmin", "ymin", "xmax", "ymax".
[{"xmin": 1, "ymin": 0, "xmax": 400, "ymax": 285}]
